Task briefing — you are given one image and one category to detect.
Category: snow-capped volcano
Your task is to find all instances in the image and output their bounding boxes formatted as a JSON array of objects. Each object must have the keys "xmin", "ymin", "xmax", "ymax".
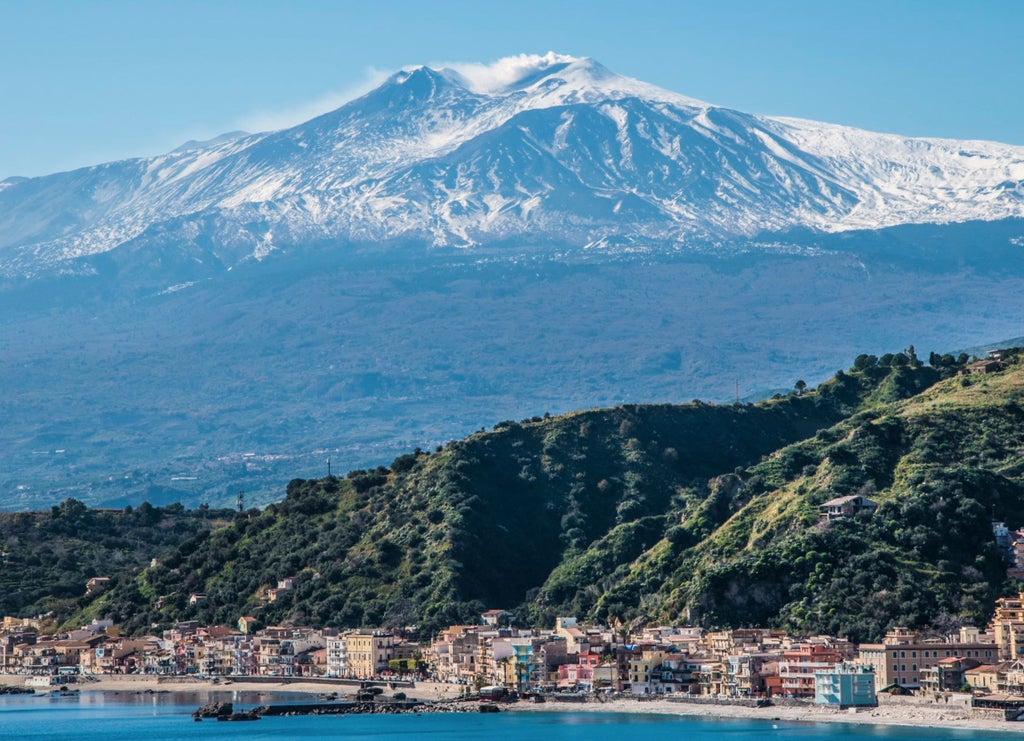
[{"xmin": 2, "ymin": 52, "xmax": 1024, "ymax": 277}]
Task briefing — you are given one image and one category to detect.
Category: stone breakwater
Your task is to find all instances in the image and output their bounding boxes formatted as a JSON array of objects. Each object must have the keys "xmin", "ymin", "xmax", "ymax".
[
  {"xmin": 0, "ymin": 686, "xmax": 35, "ymax": 695},
  {"xmin": 194, "ymin": 698, "xmax": 482, "ymax": 719}
]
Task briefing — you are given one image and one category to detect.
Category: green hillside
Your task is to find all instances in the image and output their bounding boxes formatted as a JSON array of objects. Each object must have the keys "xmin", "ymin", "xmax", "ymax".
[
  {"xmin": 12, "ymin": 349, "xmax": 1024, "ymax": 642},
  {"xmin": 0, "ymin": 502, "xmax": 232, "ymax": 626},
  {"xmin": 573, "ymin": 360, "xmax": 1024, "ymax": 640}
]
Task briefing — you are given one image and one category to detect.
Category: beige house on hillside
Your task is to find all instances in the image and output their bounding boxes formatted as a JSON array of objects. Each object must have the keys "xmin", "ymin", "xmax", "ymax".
[{"xmin": 819, "ymin": 495, "xmax": 878, "ymax": 522}]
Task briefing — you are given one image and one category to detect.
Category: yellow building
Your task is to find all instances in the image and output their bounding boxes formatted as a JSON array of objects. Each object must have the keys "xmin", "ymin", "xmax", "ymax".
[
  {"xmin": 989, "ymin": 593, "xmax": 1024, "ymax": 661},
  {"xmin": 345, "ymin": 630, "xmax": 394, "ymax": 678},
  {"xmin": 964, "ymin": 663, "xmax": 1006, "ymax": 693},
  {"xmin": 628, "ymin": 650, "xmax": 668, "ymax": 693}
]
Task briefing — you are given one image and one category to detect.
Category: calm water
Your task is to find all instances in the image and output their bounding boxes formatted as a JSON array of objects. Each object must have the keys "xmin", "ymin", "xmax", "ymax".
[{"xmin": 0, "ymin": 692, "xmax": 1011, "ymax": 740}]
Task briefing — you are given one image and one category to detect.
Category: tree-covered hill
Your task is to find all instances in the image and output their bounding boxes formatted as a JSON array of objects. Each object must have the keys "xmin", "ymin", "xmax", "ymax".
[
  {"xmin": 16, "ymin": 348, "xmax": 1024, "ymax": 642},
  {"xmin": 94, "ymin": 382, "xmax": 860, "ymax": 636},
  {"xmin": 0, "ymin": 502, "xmax": 232, "ymax": 626}
]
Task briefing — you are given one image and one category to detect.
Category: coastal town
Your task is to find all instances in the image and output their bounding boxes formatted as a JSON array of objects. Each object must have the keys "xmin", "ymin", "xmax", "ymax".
[{"xmin": 6, "ymin": 589, "xmax": 1024, "ymax": 717}]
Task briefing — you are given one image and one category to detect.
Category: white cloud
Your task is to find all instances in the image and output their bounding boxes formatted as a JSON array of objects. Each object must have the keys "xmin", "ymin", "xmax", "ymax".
[
  {"xmin": 236, "ymin": 67, "xmax": 393, "ymax": 133},
  {"xmin": 431, "ymin": 52, "xmax": 581, "ymax": 94}
]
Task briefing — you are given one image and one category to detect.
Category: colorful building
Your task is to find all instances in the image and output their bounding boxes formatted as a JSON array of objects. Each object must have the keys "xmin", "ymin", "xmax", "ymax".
[{"xmin": 813, "ymin": 663, "xmax": 876, "ymax": 707}]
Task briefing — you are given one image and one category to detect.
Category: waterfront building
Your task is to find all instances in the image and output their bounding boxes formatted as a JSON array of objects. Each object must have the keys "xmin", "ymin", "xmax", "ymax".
[
  {"xmin": 508, "ymin": 638, "xmax": 535, "ymax": 690},
  {"xmin": 431, "ymin": 626, "xmax": 482, "ymax": 683},
  {"xmin": 1004, "ymin": 659, "xmax": 1024, "ymax": 695},
  {"xmin": 920, "ymin": 657, "xmax": 981, "ymax": 693},
  {"xmin": 557, "ymin": 652, "xmax": 600, "ymax": 690},
  {"xmin": 593, "ymin": 661, "xmax": 620, "ymax": 691},
  {"xmin": 629, "ymin": 650, "xmax": 668, "ymax": 694},
  {"xmin": 990, "ymin": 593, "xmax": 1024, "ymax": 660},
  {"xmin": 726, "ymin": 653, "xmax": 774, "ymax": 696},
  {"xmin": 345, "ymin": 629, "xmax": 395, "ymax": 678},
  {"xmin": 326, "ymin": 635, "xmax": 347, "ymax": 677},
  {"xmin": 537, "ymin": 636, "xmax": 569, "ymax": 684},
  {"xmin": 813, "ymin": 663, "xmax": 876, "ymax": 707},
  {"xmin": 964, "ymin": 663, "xmax": 1008, "ymax": 693},
  {"xmin": 0, "ymin": 629, "xmax": 36, "ymax": 673},
  {"xmin": 696, "ymin": 659, "xmax": 727, "ymax": 696},
  {"xmin": 857, "ymin": 627, "xmax": 996, "ymax": 690},
  {"xmin": 779, "ymin": 645, "xmax": 843, "ymax": 698}
]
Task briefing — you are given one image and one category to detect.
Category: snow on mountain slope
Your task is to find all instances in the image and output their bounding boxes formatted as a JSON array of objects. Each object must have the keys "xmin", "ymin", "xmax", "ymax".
[
  {"xmin": 1, "ymin": 52, "xmax": 1023, "ymax": 277},
  {"xmin": 765, "ymin": 116, "xmax": 1024, "ymax": 230}
]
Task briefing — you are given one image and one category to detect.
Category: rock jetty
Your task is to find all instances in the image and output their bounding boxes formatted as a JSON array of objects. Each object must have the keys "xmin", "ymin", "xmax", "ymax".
[{"xmin": 193, "ymin": 697, "xmax": 482, "ymax": 720}]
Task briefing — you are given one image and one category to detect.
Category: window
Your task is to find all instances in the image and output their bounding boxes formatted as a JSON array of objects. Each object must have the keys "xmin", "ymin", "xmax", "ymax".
[
  {"xmin": 901, "ymin": 665, "xmax": 906, "ymax": 671},
  {"xmin": 912, "ymin": 664, "xmax": 917, "ymax": 671}
]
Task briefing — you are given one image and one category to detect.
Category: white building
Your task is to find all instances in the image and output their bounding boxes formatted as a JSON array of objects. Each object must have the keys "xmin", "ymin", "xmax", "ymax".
[{"xmin": 326, "ymin": 635, "xmax": 347, "ymax": 677}]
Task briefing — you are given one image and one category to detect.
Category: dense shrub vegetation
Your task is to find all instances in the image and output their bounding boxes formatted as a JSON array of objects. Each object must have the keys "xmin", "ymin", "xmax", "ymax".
[
  {"xmin": 8, "ymin": 349, "xmax": 1024, "ymax": 642},
  {"xmin": 0, "ymin": 503, "xmax": 230, "ymax": 625}
]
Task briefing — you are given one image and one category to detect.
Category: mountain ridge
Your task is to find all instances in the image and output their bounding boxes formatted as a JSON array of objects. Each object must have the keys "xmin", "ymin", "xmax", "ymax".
[{"xmin": 2, "ymin": 53, "xmax": 1023, "ymax": 280}]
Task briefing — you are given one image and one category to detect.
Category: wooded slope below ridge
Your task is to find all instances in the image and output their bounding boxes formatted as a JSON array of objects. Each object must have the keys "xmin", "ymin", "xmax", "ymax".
[{"xmin": 10, "ymin": 349, "xmax": 1024, "ymax": 642}]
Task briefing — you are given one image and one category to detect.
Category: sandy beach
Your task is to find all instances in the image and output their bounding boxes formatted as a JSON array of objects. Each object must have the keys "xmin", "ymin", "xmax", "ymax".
[
  {"xmin": 25, "ymin": 676, "xmax": 1024, "ymax": 735},
  {"xmin": 506, "ymin": 695, "xmax": 1024, "ymax": 735},
  {"xmin": 82, "ymin": 674, "xmax": 351, "ymax": 696}
]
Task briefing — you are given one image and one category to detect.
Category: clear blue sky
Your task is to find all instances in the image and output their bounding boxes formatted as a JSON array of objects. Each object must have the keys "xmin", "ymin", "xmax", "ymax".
[{"xmin": 2, "ymin": 0, "xmax": 1022, "ymax": 179}]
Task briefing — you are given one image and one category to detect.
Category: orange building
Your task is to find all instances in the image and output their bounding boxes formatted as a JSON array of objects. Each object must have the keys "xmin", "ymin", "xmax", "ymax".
[{"xmin": 778, "ymin": 645, "xmax": 842, "ymax": 697}]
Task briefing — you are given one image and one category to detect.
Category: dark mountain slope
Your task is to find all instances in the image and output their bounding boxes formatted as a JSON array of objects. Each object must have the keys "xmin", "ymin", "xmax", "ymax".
[
  {"xmin": 91, "ymin": 378, "xmax": 866, "ymax": 635},
  {"xmin": 15, "ymin": 351, "xmax": 1024, "ymax": 643},
  {"xmin": 575, "ymin": 355, "xmax": 1024, "ymax": 640}
]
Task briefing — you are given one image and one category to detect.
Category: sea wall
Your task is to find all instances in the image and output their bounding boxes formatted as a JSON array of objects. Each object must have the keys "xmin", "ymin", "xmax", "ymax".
[{"xmin": 876, "ymin": 693, "xmax": 973, "ymax": 709}]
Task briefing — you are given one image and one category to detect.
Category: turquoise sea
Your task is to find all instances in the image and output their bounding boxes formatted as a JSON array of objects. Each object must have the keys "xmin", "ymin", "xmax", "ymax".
[{"xmin": 0, "ymin": 692, "xmax": 1012, "ymax": 740}]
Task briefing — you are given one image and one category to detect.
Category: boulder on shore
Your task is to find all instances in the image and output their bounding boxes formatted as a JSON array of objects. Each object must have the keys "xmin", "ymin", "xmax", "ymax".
[{"xmin": 193, "ymin": 701, "xmax": 232, "ymax": 718}]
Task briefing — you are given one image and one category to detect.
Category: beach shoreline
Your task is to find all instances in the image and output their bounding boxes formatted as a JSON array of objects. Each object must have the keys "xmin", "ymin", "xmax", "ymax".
[{"xmin": 12, "ymin": 675, "xmax": 1024, "ymax": 735}]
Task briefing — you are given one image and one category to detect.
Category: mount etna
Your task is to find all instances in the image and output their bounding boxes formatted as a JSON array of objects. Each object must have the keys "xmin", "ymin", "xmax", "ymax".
[{"xmin": 1, "ymin": 53, "xmax": 1023, "ymax": 509}]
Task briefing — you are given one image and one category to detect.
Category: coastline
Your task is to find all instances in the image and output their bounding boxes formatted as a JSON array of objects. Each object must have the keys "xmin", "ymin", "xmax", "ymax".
[{"xmin": 15, "ymin": 676, "xmax": 1024, "ymax": 735}]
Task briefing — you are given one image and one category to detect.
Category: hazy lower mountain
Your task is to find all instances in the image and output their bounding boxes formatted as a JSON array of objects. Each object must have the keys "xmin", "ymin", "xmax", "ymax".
[{"xmin": 2, "ymin": 54, "xmax": 1024, "ymax": 510}]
